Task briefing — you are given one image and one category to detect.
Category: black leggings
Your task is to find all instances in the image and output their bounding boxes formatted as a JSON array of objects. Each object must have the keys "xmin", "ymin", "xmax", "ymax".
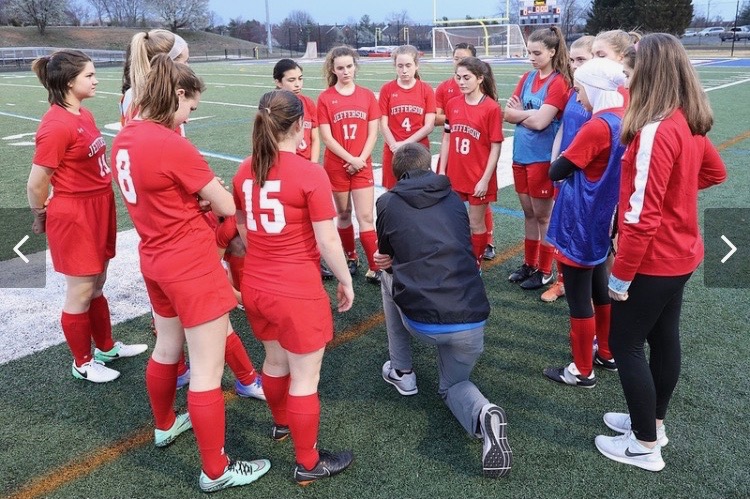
[
  {"xmin": 559, "ymin": 262, "xmax": 610, "ymax": 318},
  {"xmin": 610, "ymin": 273, "xmax": 692, "ymax": 442}
]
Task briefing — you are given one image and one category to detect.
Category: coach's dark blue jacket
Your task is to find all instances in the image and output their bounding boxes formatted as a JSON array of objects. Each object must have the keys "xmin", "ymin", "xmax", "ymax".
[{"xmin": 376, "ymin": 169, "xmax": 490, "ymax": 325}]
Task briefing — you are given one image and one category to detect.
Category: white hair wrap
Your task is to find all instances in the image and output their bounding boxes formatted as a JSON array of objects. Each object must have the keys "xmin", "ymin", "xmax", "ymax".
[
  {"xmin": 168, "ymin": 34, "xmax": 187, "ymax": 60},
  {"xmin": 574, "ymin": 57, "xmax": 626, "ymax": 113}
]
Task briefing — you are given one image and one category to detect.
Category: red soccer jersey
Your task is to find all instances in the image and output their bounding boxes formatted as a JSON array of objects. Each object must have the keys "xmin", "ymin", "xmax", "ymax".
[
  {"xmin": 33, "ymin": 105, "xmax": 110, "ymax": 196},
  {"xmin": 435, "ymin": 77, "xmax": 460, "ymax": 110},
  {"xmin": 444, "ymin": 95, "xmax": 504, "ymax": 195},
  {"xmin": 111, "ymin": 120, "xmax": 218, "ymax": 281},
  {"xmin": 612, "ymin": 109, "xmax": 726, "ymax": 281},
  {"xmin": 297, "ymin": 94, "xmax": 318, "ymax": 161},
  {"xmin": 317, "ymin": 85, "xmax": 381, "ymax": 167},
  {"xmin": 379, "ymin": 79, "xmax": 436, "ymax": 146},
  {"xmin": 513, "ymin": 71, "xmax": 570, "ymax": 119},
  {"xmin": 562, "ymin": 109, "xmax": 624, "ymax": 181},
  {"xmin": 233, "ymin": 151, "xmax": 337, "ymax": 299}
]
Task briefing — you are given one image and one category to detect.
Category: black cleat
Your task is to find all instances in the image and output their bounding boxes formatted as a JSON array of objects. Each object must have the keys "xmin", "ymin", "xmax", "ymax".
[
  {"xmin": 594, "ymin": 352, "xmax": 618, "ymax": 372},
  {"xmin": 347, "ymin": 259, "xmax": 359, "ymax": 276},
  {"xmin": 483, "ymin": 244, "xmax": 496, "ymax": 261},
  {"xmin": 365, "ymin": 269, "xmax": 382, "ymax": 284},
  {"xmin": 271, "ymin": 424, "xmax": 291, "ymax": 442},
  {"xmin": 321, "ymin": 263, "xmax": 334, "ymax": 280},
  {"xmin": 508, "ymin": 263, "xmax": 537, "ymax": 283},
  {"xmin": 294, "ymin": 449, "xmax": 354, "ymax": 486},
  {"xmin": 519, "ymin": 271, "xmax": 554, "ymax": 290}
]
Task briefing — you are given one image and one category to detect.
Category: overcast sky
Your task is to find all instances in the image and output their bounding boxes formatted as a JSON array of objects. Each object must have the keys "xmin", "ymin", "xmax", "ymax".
[{"xmin": 207, "ymin": 0, "xmax": 738, "ymax": 26}]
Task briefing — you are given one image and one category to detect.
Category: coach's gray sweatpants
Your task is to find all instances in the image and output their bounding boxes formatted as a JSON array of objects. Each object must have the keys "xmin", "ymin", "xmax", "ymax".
[{"xmin": 380, "ymin": 271, "xmax": 489, "ymax": 438}]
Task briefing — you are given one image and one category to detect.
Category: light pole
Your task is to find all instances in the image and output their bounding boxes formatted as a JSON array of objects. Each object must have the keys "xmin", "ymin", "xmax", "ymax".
[{"xmin": 265, "ymin": 0, "xmax": 272, "ymax": 54}]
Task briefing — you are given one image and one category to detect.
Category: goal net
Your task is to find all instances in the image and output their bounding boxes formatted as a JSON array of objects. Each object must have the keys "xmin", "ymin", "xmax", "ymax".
[
  {"xmin": 432, "ymin": 24, "xmax": 527, "ymax": 59},
  {"xmin": 301, "ymin": 41, "xmax": 318, "ymax": 59}
]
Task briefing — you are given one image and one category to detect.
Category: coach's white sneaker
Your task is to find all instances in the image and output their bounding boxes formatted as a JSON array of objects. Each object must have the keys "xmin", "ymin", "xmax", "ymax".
[
  {"xmin": 603, "ymin": 412, "xmax": 669, "ymax": 447},
  {"xmin": 595, "ymin": 431, "xmax": 665, "ymax": 472},
  {"xmin": 71, "ymin": 359, "xmax": 120, "ymax": 383},
  {"xmin": 94, "ymin": 341, "xmax": 148, "ymax": 363}
]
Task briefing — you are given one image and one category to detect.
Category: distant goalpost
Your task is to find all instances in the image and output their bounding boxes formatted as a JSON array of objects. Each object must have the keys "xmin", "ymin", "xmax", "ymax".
[{"xmin": 432, "ymin": 22, "xmax": 527, "ymax": 59}]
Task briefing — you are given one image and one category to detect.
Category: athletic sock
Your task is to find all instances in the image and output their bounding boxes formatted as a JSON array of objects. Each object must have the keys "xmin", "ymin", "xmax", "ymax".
[
  {"xmin": 594, "ymin": 304, "xmax": 613, "ymax": 360},
  {"xmin": 287, "ymin": 393, "xmax": 321, "ymax": 470},
  {"xmin": 337, "ymin": 225, "xmax": 357, "ymax": 261},
  {"xmin": 556, "ymin": 261, "xmax": 564, "ymax": 284},
  {"xmin": 188, "ymin": 388, "xmax": 229, "ymax": 480},
  {"xmin": 224, "ymin": 331, "xmax": 256, "ymax": 385},
  {"xmin": 359, "ymin": 230, "xmax": 378, "ymax": 271},
  {"xmin": 570, "ymin": 316, "xmax": 597, "ymax": 377},
  {"xmin": 61, "ymin": 311, "xmax": 93, "ymax": 366},
  {"xmin": 262, "ymin": 372, "xmax": 290, "ymax": 426},
  {"xmin": 524, "ymin": 238, "xmax": 540, "ymax": 267},
  {"xmin": 485, "ymin": 208, "xmax": 494, "ymax": 241},
  {"xmin": 146, "ymin": 358, "xmax": 178, "ymax": 430},
  {"xmin": 538, "ymin": 244, "xmax": 555, "ymax": 275},
  {"xmin": 88, "ymin": 295, "xmax": 115, "ymax": 352},
  {"xmin": 471, "ymin": 232, "xmax": 488, "ymax": 267}
]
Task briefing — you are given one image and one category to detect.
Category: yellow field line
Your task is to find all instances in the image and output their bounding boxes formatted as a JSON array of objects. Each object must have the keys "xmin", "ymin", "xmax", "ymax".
[
  {"xmin": 717, "ymin": 129, "xmax": 750, "ymax": 151},
  {"xmin": 8, "ymin": 237, "xmax": 526, "ymax": 498}
]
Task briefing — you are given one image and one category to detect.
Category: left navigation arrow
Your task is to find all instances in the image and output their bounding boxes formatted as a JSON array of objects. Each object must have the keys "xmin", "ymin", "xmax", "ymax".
[{"xmin": 14, "ymin": 235, "xmax": 30, "ymax": 263}]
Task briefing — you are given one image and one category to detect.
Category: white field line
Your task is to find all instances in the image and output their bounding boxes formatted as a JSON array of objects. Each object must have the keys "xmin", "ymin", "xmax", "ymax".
[{"xmin": 2, "ymin": 71, "xmax": 748, "ymax": 365}]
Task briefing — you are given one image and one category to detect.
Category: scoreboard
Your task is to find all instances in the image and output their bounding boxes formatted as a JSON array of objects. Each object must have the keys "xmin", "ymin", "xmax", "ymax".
[{"xmin": 520, "ymin": 0, "xmax": 561, "ymax": 25}]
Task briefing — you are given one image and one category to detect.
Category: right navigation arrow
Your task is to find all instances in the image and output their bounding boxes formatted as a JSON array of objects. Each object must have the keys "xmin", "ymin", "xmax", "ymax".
[{"xmin": 721, "ymin": 235, "xmax": 737, "ymax": 264}]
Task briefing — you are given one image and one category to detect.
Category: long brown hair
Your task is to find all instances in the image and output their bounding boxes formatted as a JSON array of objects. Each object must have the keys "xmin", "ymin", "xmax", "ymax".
[
  {"xmin": 137, "ymin": 54, "xmax": 205, "ymax": 128},
  {"xmin": 32, "ymin": 50, "xmax": 92, "ymax": 108},
  {"xmin": 252, "ymin": 90, "xmax": 304, "ymax": 187},
  {"xmin": 455, "ymin": 57, "xmax": 498, "ymax": 101},
  {"xmin": 323, "ymin": 46, "xmax": 358, "ymax": 87},
  {"xmin": 528, "ymin": 26, "xmax": 572, "ymax": 86},
  {"xmin": 621, "ymin": 33, "xmax": 713, "ymax": 143}
]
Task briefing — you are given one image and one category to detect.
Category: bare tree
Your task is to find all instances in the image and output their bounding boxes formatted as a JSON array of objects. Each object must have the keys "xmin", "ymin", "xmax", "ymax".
[
  {"xmin": 385, "ymin": 9, "xmax": 412, "ymax": 26},
  {"xmin": 65, "ymin": 0, "xmax": 90, "ymax": 26},
  {"xmin": 86, "ymin": 0, "xmax": 148, "ymax": 26},
  {"xmin": 7, "ymin": 0, "xmax": 69, "ymax": 34},
  {"xmin": 559, "ymin": 0, "xmax": 586, "ymax": 38},
  {"xmin": 151, "ymin": 0, "xmax": 209, "ymax": 32}
]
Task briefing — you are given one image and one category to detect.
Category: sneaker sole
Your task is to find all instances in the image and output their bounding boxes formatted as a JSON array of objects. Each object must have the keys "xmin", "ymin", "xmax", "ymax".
[
  {"xmin": 381, "ymin": 373, "xmax": 418, "ymax": 396},
  {"xmin": 199, "ymin": 460, "xmax": 271, "ymax": 492},
  {"xmin": 481, "ymin": 406, "xmax": 512, "ymax": 478},
  {"xmin": 603, "ymin": 416, "xmax": 669, "ymax": 447},
  {"xmin": 543, "ymin": 368, "xmax": 596, "ymax": 388},
  {"xmin": 594, "ymin": 438, "xmax": 665, "ymax": 472}
]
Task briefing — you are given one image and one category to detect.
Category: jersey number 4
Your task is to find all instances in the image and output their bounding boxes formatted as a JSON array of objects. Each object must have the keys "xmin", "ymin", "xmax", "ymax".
[{"xmin": 242, "ymin": 179, "xmax": 286, "ymax": 234}]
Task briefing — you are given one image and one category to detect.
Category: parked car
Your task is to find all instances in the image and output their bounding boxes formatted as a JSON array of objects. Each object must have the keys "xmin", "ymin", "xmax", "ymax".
[
  {"xmin": 681, "ymin": 29, "xmax": 699, "ymax": 37},
  {"xmin": 697, "ymin": 27, "xmax": 726, "ymax": 36},
  {"xmin": 719, "ymin": 26, "xmax": 750, "ymax": 41}
]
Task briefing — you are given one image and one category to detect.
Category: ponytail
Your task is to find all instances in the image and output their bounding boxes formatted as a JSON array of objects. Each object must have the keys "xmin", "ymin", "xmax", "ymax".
[
  {"xmin": 127, "ymin": 29, "xmax": 181, "ymax": 103},
  {"xmin": 528, "ymin": 26, "xmax": 572, "ymax": 86},
  {"xmin": 32, "ymin": 50, "xmax": 92, "ymax": 108},
  {"xmin": 251, "ymin": 90, "xmax": 304, "ymax": 187},
  {"xmin": 137, "ymin": 54, "xmax": 205, "ymax": 128}
]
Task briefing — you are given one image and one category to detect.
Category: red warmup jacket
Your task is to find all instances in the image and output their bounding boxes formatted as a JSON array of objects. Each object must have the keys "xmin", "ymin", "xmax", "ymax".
[{"xmin": 612, "ymin": 109, "xmax": 727, "ymax": 282}]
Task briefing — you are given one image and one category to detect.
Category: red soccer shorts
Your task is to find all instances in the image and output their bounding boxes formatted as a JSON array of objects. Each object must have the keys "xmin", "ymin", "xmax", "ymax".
[
  {"xmin": 144, "ymin": 265, "xmax": 236, "ymax": 328},
  {"xmin": 324, "ymin": 159, "xmax": 374, "ymax": 192},
  {"xmin": 47, "ymin": 190, "xmax": 116, "ymax": 276},
  {"xmin": 513, "ymin": 162, "xmax": 554, "ymax": 199},
  {"xmin": 242, "ymin": 287, "xmax": 333, "ymax": 354}
]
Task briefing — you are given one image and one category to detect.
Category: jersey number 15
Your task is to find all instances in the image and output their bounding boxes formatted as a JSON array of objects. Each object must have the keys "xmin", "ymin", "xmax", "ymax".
[{"xmin": 242, "ymin": 179, "xmax": 286, "ymax": 234}]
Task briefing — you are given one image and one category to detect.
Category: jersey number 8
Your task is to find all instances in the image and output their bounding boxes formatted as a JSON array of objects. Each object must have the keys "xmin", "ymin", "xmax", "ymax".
[{"xmin": 115, "ymin": 149, "xmax": 137, "ymax": 204}]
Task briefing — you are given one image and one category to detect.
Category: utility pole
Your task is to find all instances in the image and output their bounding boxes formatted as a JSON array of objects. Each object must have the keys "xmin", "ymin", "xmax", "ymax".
[{"xmin": 265, "ymin": 0, "xmax": 273, "ymax": 54}]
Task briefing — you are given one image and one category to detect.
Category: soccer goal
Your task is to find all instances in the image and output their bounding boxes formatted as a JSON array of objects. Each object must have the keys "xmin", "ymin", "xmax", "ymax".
[{"xmin": 432, "ymin": 24, "xmax": 527, "ymax": 59}]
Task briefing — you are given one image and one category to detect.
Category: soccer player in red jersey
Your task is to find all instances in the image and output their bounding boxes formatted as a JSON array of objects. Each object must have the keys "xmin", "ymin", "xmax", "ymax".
[
  {"xmin": 274, "ymin": 59, "xmax": 320, "ymax": 163},
  {"xmin": 595, "ymin": 34, "xmax": 726, "ymax": 472},
  {"xmin": 233, "ymin": 89, "xmax": 355, "ymax": 485},
  {"xmin": 27, "ymin": 50, "xmax": 147, "ymax": 384},
  {"xmin": 378, "ymin": 45, "xmax": 436, "ymax": 190},
  {"xmin": 121, "ymin": 32, "xmax": 264, "ymax": 396},
  {"xmin": 438, "ymin": 57, "xmax": 504, "ymax": 267},
  {"xmin": 317, "ymin": 46, "xmax": 382, "ymax": 284},
  {"xmin": 435, "ymin": 43, "xmax": 497, "ymax": 261},
  {"xmin": 543, "ymin": 57, "xmax": 627, "ymax": 388},
  {"xmin": 112, "ymin": 55, "xmax": 270, "ymax": 492},
  {"xmin": 504, "ymin": 26, "xmax": 572, "ymax": 290},
  {"xmin": 273, "ymin": 58, "xmax": 335, "ymax": 280}
]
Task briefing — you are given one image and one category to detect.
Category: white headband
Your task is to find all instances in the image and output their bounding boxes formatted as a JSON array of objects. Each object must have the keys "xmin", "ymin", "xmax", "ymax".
[
  {"xmin": 168, "ymin": 34, "xmax": 187, "ymax": 60},
  {"xmin": 575, "ymin": 57, "xmax": 626, "ymax": 91}
]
